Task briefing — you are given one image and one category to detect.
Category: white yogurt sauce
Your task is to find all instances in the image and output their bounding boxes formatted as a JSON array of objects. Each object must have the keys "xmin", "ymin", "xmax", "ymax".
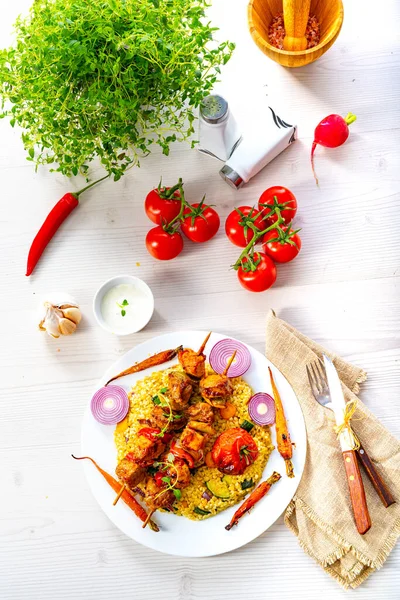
[{"xmin": 101, "ymin": 283, "xmax": 151, "ymax": 333}]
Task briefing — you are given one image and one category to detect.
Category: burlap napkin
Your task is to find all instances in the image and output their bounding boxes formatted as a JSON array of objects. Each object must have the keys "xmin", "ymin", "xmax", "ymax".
[{"xmin": 265, "ymin": 310, "xmax": 400, "ymax": 589}]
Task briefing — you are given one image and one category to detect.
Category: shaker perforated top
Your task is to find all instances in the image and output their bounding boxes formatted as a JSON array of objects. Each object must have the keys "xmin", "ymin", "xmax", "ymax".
[{"xmin": 200, "ymin": 95, "xmax": 228, "ymax": 124}]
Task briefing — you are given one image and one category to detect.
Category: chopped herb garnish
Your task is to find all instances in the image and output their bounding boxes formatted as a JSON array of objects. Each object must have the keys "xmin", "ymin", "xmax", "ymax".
[
  {"xmin": 117, "ymin": 299, "xmax": 129, "ymax": 317},
  {"xmin": 161, "ymin": 476, "xmax": 171, "ymax": 484},
  {"xmin": 173, "ymin": 489, "xmax": 182, "ymax": 500},
  {"xmin": 147, "ymin": 466, "xmax": 158, "ymax": 476},
  {"xmin": 241, "ymin": 478, "xmax": 254, "ymax": 490},
  {"xmin": 194, "ymin": 507, "xmax": 211, "ymax": 516},
  {"xmin": 152, "ymin": 395, "xmax": 161, "ymax": 405},
  {"xmin": 159, "ymin": 387, "xmax": 168, "ymax": 394}
]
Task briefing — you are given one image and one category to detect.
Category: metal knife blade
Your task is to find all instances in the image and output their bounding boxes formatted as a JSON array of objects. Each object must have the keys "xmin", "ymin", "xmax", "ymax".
[{"xmin": 323, "ymin": 354, "xmax": 355, "ymax": 452}]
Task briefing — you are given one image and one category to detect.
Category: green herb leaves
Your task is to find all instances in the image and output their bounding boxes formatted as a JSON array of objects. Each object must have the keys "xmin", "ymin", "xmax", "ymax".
[
  {"xmin": 0, "ymin": 0, "xmax": 234, "ymax": 180},
  {"xmin": 117, "ymin": 298, "xmax": 129, "ymax": 317}
]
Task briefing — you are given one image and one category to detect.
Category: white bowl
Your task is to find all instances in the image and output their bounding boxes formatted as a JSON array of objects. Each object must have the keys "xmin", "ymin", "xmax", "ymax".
[{"xmin": 93, "ymin": 275, "xmax": 154, "ymax": 336}]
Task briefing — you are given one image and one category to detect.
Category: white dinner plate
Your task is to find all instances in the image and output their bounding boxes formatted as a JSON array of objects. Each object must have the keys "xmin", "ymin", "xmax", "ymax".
[{"xmin": 81, "ymin": 331, "xmax": 307, "ymax": 557}]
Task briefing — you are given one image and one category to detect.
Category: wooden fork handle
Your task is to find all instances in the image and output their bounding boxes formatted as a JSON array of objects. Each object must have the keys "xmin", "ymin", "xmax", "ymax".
[
  {"xmin": 342, "ymin": 450, "xmax": 371, "ymax": 534},
  {"xmin": 357, "ymin": 445, "xmax": 396, "ymax": 508}
]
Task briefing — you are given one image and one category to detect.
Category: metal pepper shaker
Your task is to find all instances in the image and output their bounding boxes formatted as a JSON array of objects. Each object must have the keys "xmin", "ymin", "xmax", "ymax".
[{"xmin": 198, "ymin": 95, "xmax": 242, "ymax": 162}]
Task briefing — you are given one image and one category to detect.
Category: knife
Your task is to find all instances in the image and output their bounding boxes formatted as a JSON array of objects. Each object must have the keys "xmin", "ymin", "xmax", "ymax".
[{"xmin": 323, "ymin": 354, "xmax": 371, "ymax": 535}]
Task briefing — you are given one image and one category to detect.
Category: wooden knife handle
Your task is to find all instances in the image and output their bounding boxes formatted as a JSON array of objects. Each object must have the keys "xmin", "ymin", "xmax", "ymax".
[
  {"xmin": 357, "ymin": 445, "xmax": 396, "ymax": 508},
  {"xmin": 342, "ymin": 450, "xmax": 371, "ymax": 534}
]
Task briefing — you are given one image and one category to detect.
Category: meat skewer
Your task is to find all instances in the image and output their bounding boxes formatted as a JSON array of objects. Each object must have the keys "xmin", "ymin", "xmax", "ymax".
[
  {"xmin": 105, "ymin": 346, "xmax": 183, "ymax": 386},
  {"xmin": 114, "ymin": 336, "xmax": 218, "ymax": 526},
  {"xmin": 269, "ymin": 367, "xmax": 295, "ymax": 478},
  {"xmin": 71, "ymin": 455, "xmax": 159, "ymax": 532},
  {"xmin": 178, "ymin": 332, "xmax": 211, "ymax": 380},
  {"xmin": 200, "ymin": 351, "xmax": 237, "ymax": 407}
]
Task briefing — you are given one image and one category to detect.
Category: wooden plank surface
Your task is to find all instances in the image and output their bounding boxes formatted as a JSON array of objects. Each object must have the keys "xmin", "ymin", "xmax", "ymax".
[{"xmin": 1, "ymin": 0, "xmax": 399, "ymax": 598}]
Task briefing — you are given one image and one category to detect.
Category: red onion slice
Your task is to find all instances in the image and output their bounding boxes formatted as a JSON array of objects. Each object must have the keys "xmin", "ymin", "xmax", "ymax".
[
  {"xmin": 91, "ymin": 385, "xmax": 129, "ymax": 425},
  {"xmin": 209, "ymin": 339, "xmax": 251, "ymax": 377},
  {"xmin": 202, "ymin": 490, "xmax": 212, "ymax": 501},
  {"xmin": 248, "ymin": 393, "xmax": 275, "ymax": 426}
]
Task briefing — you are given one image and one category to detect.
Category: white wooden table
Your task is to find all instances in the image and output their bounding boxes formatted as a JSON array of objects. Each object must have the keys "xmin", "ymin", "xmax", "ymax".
[{"xmin": 1, "ymin": 0, "xmax": 399, "ymax": 598}]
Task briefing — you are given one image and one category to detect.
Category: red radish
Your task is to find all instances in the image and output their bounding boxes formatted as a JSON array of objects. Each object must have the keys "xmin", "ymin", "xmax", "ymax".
[{"xmin": 311, "ymin": 113, "xmax": 357, "ymax": 184}]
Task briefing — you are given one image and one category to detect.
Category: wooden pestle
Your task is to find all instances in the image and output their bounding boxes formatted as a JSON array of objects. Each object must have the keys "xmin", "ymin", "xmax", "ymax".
[{"xmin": 282, "ymin": 0, "xmax": 311, "ymax": 51}]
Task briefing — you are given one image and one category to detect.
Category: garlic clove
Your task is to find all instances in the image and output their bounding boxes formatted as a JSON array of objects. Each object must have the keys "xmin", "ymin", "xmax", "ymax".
[
  {"xmin": 62, "ymin": 306, "xmax": 82, "ymax": 325},
  {"xmin": 58, "ymin": 318, "xmax": 76, "ymax": 336}
]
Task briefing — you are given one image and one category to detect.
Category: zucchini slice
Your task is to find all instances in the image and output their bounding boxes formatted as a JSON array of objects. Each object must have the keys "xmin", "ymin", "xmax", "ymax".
[{"xmin": 205, "ymin": 479, "xmax": 230, "ymax": 499}]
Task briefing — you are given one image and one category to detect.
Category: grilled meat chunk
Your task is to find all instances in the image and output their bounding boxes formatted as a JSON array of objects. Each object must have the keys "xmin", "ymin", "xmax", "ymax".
[
  {"xmin": 115, "ymin": 458, "xmax": 146, "ymax": 488},
  {"xmin": 128, "ymin": 435, "xmax": 166, "ymax": 467},
  {"xmin": 144, "ymin": 477, "xmax": 175, "ymax": 510},
  {"xmin": 165, "ymin": 458, "xmax": 191, "ymax": 489},
  {"xmin": 186, "ymin": 402, "xmax": 215, "ymax": 424},
  {"xmin": 200, "ymin": 373, "xmax": 233, "ymax": 404},
  {"xmin": 168, "ymin": 371, "xmax": 193, "ymax": 410},
  {"xmin": 180, "ymin": 426, "xmax": 206, "ymax": 453},
  {"xmin": 178, "ymin": 348, "xmax": 206, "ymax": 380},
  {"xmin": 147, "ymin": 405, "xmax": 187, "ymax": 432}
]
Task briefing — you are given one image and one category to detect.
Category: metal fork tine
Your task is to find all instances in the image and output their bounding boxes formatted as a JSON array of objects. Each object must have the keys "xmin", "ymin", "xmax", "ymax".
[
  {"xmin": 314, "ymin": 359, "xmax": 328, "ymax": 393},
  {"xmin": 306, "ymin": 364, "xmax": 318, "ymax": 397},
  {"xmin": 309, "ymin": 361, "xmax": 322, "ymax": 394}
]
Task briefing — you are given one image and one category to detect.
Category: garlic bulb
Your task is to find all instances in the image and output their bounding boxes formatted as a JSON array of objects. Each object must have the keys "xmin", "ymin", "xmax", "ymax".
[{"xmin": 39, "ymin": 301, "xmax": 82, "ymax": 338}]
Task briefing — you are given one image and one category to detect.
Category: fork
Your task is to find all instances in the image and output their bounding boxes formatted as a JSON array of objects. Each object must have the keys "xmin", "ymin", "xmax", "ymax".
[{"xmin": 307, "ymin": 359, "xmax": 396, "ymax": 508}]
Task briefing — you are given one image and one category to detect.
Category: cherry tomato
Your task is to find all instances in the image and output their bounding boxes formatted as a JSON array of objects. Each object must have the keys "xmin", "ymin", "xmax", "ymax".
[
  {"xmin": 145, "ymin": 187, "xmax": 181, "ymax": 225},
  {"xmin": 237, "ymin": 252, "xmax": 277, "ymax": 293},
  {"xmin": 262, "ymin": 227, "xmax": 301, "ymax": 263},
  {"xmin": 181, "ymin": 202, "xmax": 220, "ymax": 243},
  {"xmin": 258, "ymin": 186, "xmax": 297, "ymax": 225},
  {"xmin": 225, "ymin": 206, "xmax": 265, "ymax": 248},
  {"xmin": 211, "ymin": 428, "xmax": 259, "ymax": 475},
  {"xmin": 146, "ymin": 226, "xmax": 183, "ymax": 260}
]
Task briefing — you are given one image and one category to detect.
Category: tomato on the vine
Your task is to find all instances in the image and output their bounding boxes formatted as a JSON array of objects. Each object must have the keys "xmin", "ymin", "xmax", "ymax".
[
  {"xmin": 181, "ymin": 200, "xmax": 220, "ymax": 243},
  {"xmin": 146, "ymin": 226, "xmax": 183, "ymax": 260},
  {"xmin": 262, "ymin": 227, "xmax": 301, "ymax": 263},
  {"xmin": 258, "ymin": 186, "xmax": 297, "ymax": 225},
  {"xmin": 145, "ymin": 186, "xmax": 181, "ymax": 225},
  {"xmin": 237, "ymin": 252, "xmax": 277, "ymax": 292},
  {"xmin": 225, "ymin": 206, "xmax": 265, "ymax": 248}
]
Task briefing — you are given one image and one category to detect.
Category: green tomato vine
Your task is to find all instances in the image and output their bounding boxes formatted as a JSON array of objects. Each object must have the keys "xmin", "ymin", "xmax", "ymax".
[{"xmin": 0, "ymin": 0, "xmax": 234, "ymax": 180}]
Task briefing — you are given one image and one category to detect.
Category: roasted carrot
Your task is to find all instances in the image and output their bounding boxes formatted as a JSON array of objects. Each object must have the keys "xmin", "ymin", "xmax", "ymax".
[
  {"xmin": 71, "ymin": 455, "xmax": 159, "ymax": 532},
  {"xmin": 269, "ymin": 367, "xmax": 295, "ymax": 478},
  {"xmin": 225, "ymin": 471, "xmax": 281, "ymax": 530},
  {"xmin": 105, "ymin": 346, "xmax": 183, "ymax": 386}
]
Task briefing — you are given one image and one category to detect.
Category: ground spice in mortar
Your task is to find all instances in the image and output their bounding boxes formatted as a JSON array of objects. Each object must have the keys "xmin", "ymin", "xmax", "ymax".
[{"xmin": 268, "ymin": 13, "xmax": 320, "ymax": 50}]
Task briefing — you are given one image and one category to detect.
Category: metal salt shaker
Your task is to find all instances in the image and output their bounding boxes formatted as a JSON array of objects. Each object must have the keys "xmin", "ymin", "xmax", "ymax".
[{"xmin": 198, "ymin": 95, "xmax": 242, "ymax": 162}]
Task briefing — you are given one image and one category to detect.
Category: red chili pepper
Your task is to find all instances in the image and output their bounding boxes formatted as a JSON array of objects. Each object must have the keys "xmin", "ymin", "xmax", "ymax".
[
  {"xmin": 26, "ymin": 174, "xmax": 109, "ymax": 276},
  {"xmin": 170, "ymin": 441, "xmax": 195, "ymax": 469}
]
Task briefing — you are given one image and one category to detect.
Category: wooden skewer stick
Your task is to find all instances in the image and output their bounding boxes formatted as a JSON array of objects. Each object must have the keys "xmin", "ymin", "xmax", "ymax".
[
  {"xmin": 197, "ymin": 331, "xmax": 212, "ymax": 355},
  {"xmin": 142, "ymin": 509, "xmax": 156, "ymax": 529},
  {"xmin": 113, "ymin": 484, "xmax": 126, "ymax": 506},
  {"xmin": 223, "ymin": 351, "xmax": 237, "ymax": 376}
]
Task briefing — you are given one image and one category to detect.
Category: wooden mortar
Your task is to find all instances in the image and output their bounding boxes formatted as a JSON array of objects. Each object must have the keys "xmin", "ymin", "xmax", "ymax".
[{"xmin": 248, "ymin": 0, "xmax": 344, "ymax": 68}]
